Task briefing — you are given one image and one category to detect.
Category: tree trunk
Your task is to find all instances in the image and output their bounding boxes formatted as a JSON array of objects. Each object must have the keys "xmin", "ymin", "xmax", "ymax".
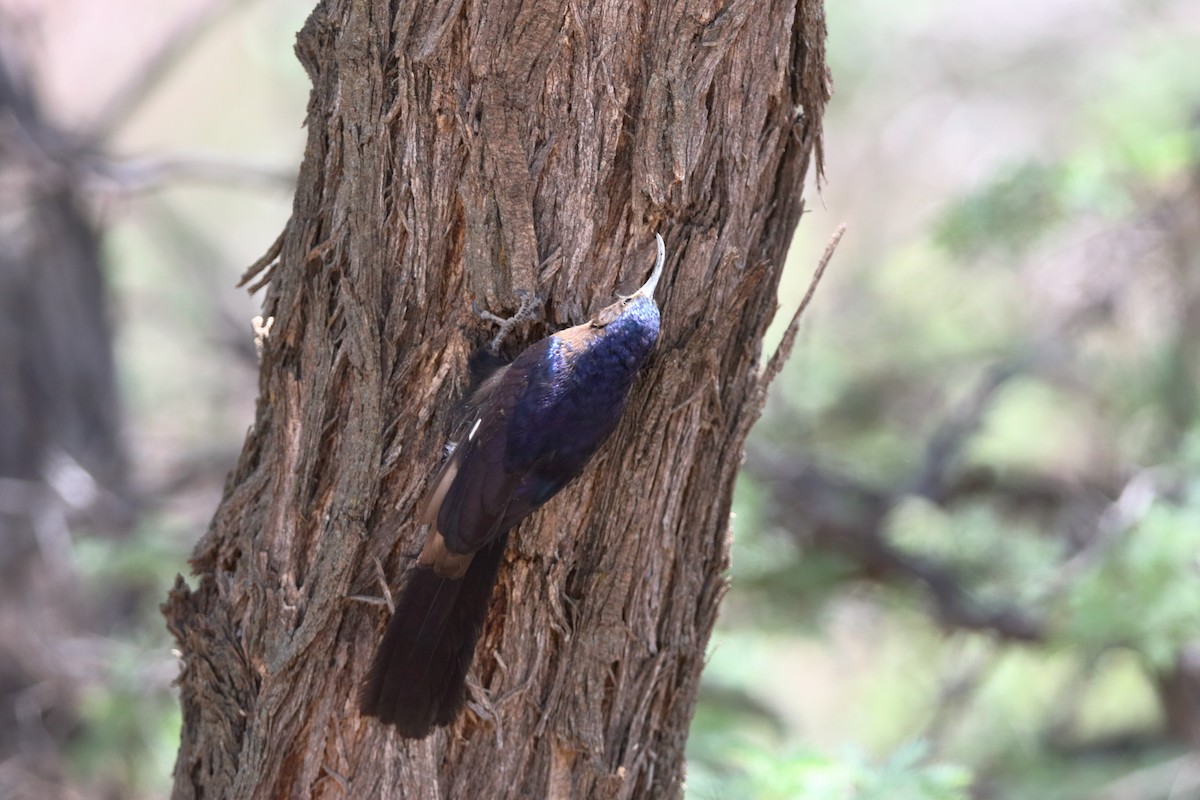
[{"xmin": 163, "ymin": 0, "xmax": 829, "ymax": 797}]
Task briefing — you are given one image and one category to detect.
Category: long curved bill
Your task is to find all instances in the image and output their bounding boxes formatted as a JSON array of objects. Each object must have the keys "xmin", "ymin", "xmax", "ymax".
[{"xmin": 635, "ymin": 233, "xmax": 666, "ymax": 300}]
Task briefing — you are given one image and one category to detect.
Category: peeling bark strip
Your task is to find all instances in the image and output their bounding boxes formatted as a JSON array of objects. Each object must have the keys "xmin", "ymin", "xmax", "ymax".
[{"xmin": 164, "ymin": 0, "xmax": 828, "ymax": 798}]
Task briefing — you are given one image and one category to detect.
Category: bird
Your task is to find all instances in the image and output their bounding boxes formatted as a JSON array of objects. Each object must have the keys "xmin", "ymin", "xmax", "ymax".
[{"xmin": 360, "ymin": 234, "xmax": 667, "ymax": 738}]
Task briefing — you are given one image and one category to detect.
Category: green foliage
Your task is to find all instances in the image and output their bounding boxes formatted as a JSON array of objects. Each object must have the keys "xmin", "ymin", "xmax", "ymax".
[
  {"xmin": 1060, "ymin": 490, "xmax": 1200, "ymax": 667},
  {"xmin": 967, "ymin": 378, "xmax": 1099, "ymax": 473},
  {"xmin": 1082, "ymin": 37, "xmax": 1200, "ymax": 184},
  {"xmin": 69, "ymin": 641, "xmax": 182, "ymax": 795},
  {"xmin": 687, "ymin": 732, "xmax": 970, "ymax": 800},
  {"xmin": 885, "ymin": 496, "xmax": 1065, "ymax": 608},
  {"xmin": 68, "ymin": 517, "xmax": 186, "ymax": 793},
  {"xmin": 935, "ymin": 162, "xmax": 1066, "ymax": 260},
  {"xmin": 725, "ymin": 476, "xmax": 858, "ymax": 628},
  {"xmin": 693, "ymin": 3, "xmax": 1200, "ymax": 798}
]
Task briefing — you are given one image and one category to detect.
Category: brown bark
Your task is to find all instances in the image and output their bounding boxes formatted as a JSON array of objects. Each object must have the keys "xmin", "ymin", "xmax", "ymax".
[{"xmin": 163, "ymin": 0, "xmax": 829, "ymax": 797}]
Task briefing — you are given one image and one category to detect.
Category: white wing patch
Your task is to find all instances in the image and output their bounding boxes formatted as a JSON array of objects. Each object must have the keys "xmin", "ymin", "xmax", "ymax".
[{"xmin": 468, "ymin": 417, "xmax": 482, "ymax": 441}]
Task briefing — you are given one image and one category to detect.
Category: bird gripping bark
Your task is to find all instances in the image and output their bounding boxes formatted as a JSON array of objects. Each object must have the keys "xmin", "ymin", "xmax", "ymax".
[{"xmin": 360, "ymin": 235, "xmax": 667, "ymax": 738}]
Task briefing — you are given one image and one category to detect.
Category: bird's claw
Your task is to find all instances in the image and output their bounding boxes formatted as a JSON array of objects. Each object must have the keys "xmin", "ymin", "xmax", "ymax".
[{"xmin": 480, "ymin": 291, "xmax": 543, "ymax": 353}]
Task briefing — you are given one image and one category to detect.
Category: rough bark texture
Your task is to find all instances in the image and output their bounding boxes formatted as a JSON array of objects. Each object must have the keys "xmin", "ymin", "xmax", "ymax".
[{"xmin": 163, "ymin": 0, "xmax": 829, "ymax": 797}]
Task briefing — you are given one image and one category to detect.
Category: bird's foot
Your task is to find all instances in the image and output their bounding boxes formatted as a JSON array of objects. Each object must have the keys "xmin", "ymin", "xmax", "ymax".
[{"xmin": 474, "ymin": 290, "xmax": 543, "ymax": 354}]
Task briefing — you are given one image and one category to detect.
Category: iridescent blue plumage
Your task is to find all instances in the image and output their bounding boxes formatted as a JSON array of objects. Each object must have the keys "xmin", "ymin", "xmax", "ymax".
[
  {"xmin": 361, "ymin": 236, "xmax": 666, "ymax": 737},
  {"xmin": 507, "ymin": 294, "xmax": 660, "ymax": 477}
]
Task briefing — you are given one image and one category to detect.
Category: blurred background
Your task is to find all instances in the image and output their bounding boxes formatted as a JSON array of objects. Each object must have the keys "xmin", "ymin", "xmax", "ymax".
[{"xmin": 0, "ymin": 0, "xmax": 1197, "ymax": 798}]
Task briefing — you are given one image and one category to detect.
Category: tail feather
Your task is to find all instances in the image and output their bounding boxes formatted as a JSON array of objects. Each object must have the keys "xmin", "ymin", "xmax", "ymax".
[{"xmin": 359, "ymin": 533, "xmax": 508, "ymax": 737}]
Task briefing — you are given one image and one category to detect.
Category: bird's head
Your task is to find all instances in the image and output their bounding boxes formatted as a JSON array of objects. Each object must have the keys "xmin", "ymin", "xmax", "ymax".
[{"xmin": 590, "ymin": 233, "xmax": 665, "ymax": 353}]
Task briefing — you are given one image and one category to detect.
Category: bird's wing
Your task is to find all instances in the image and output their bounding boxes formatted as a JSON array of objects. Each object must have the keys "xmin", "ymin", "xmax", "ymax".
[
  {"xmin": 426, "ymin": 329, "xmax": 599, "ymax": 555},
  {"xmin": 429, "ymin": 340, "xmax": 551, "ymax": 554}
]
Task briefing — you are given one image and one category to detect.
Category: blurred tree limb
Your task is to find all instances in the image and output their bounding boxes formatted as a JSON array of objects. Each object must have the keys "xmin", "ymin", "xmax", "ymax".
[{"xmin": 0, "ymin": 18, "xmax": 129, "ymax": 798}]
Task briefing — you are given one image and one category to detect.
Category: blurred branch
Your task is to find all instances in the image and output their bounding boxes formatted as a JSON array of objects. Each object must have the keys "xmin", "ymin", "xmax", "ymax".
[
  {"xmin": 697, "ymin": 683, "xmax": 789, "ymax": 736},
  {"xmin": 1097, "ymin": 754, "xmax": 1200, "ymax": 800},
  {"xmin": 89, "ymin": 153, "xmax": 296, "ymax": 195},
  {"xmin": 748, "ymin": 326, "xmax": 1147, "ymax": 645},
  {"xmin": 759, "ymin": 223, "xmax": 845, "ymax": 397},
  {"xmin": 750, "ymin": 360, "xmax": 1055, "ymax": 641},
  {"xmin": 1155, "ymin": 644, "xmax": 1200, "ymax": 748},
  {"xmin": 86, "ymin": 0, "xmax": 256, "ymax": 143},
  {"xmin": 934, "ymin": 465, "xmax": 1093, "ymax": 514},
  {"xmin": 140, "ymin": 198, "xmax": 268, "ymax": 367},
  {"xmin": 132, "ymin": 448, "xmax": 243, "ymax": 515},
  {"xmin": 749, "ymin": 450, "xmax": 1048, "ymax": 642},
  {"xmin": 908, "ymin": 360, "xmax": 1023, "ymax": 502},
  {"xmin": 1039, "ymin": 468, "xmax": 1164, "ymax": 599},
  {"xmin": 921, "ymin": 644, "xmax": 999, "ymax": 753}
]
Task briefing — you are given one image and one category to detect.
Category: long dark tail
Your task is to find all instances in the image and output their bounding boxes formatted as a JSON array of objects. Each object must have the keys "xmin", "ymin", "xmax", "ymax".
[{"xmin": 359, "ymin": 534, "xmax": 508, "ymax": 738}]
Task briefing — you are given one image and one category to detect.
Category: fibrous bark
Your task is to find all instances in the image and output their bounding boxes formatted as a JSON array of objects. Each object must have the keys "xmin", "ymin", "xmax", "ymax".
[{"xmin": 164, "ymin": 0, "xmax": 829, "ymax": 797}]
